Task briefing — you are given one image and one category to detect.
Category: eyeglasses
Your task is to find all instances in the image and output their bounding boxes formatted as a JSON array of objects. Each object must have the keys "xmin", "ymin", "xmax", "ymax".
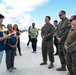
[
  {"xmin": 59, "ymin": 14, "xmax": 64, "ymax": 16},
  {"xmin": 69, "ymin": 19, "xmax": 74, "ymax": 22}
]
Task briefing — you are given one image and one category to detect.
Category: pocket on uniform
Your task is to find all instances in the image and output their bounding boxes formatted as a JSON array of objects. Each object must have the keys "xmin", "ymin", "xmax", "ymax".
[{"xmin": 68, "ymin": 45, "xmax": 76, "ymax": 53}]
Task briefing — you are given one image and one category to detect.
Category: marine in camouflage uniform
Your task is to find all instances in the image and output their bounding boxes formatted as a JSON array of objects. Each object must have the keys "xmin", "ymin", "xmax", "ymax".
[
  {"xmin": 56, "ymin": 10, "xmax": 71, "ymax": 71},
  {"xmin": 64, "ymin": 15, "xmax": 76, "ymax": 75},
  {"xmin": 40, "ymin": 16, "xmax": 55, "ymax": 69}
]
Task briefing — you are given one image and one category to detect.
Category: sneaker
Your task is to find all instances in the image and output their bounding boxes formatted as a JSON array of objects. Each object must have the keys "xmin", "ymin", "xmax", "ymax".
[
  {"xmin": 19, "ymin": 53, "xmax": 22, "ymax": 56},
  {"xmin": 40, "ymin": 62, "xmax": 47, "ymax": 65},
  {"xmin": 34, "ymin": 51, "xmax": 36, "ymax": 53},
  {"xmin": 7, "ymin": 68, "xmax": 12, "ymax": 72},
  {"xmin": 32, "ymin": 51, "xmax": 35, "ymax": 53},
  {"xmin": 48, "ymin": 63, "xmax": 54, "ymax": 69},
  {"xmin": 56, "ymin": 66, "xmax": 66, "ymax": 71},
  {"xmin": 11, "ymin": 67, "xmax": 17, "ymax": 70}
]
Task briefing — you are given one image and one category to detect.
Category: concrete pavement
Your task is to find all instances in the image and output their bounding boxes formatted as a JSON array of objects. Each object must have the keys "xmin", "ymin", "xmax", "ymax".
[{"xmin": 0, "ymin": 42, "xmax": 67, "ymax": 75}]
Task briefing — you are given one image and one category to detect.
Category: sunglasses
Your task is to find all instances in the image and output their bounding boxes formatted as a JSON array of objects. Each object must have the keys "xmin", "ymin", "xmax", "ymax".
[
  {"xmin": 59, "ymin": 14, "xmax": 64, "ymax": 16},
  {"xmin": 69, "ymin": 19, "xmax": 74, "ymax": 22}
]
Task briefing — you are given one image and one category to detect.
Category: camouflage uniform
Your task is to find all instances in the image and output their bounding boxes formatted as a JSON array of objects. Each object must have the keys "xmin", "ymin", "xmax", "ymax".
[
  {"xmin": 41, "ymin": 23, "xmax": 55, "ymax": 63},
  {"xmin": 64, "ymin": 28, "xmax": 76, "ymax": 75},
  {"xmin": 56, "ymin": 17, "xmax": 71, "ymax": 67}
]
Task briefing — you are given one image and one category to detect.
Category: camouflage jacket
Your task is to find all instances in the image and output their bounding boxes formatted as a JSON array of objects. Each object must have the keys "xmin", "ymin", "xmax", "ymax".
[
  {"xmin": 64, "ymin": 28, "xmax": 76, "ymax": 53},
  {"xmin": 41, "ymin": 23, "xmax": 55, "ymax": 42},
  {"xmin": 56, "ymin": 17, "xmax": 71, "ymax": 43}
]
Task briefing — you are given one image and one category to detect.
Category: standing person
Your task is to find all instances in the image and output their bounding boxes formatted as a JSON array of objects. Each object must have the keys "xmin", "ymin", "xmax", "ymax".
[
  {"xmin": 64, "ymin": 15, "xmax": 76, "ymax": 75},
  {"xmin": 0, "ymin": 14, "xmax": 11, "ymax": 64},
  {"xmin": 5, "ymin": 24, "xmax": 18, "ymax": 72},
  {"xmin": 30, "ymin": 23, "xmax": 39, "ymax": 53},
  {"xmin": 56, "ymin": 10, "xmax": 71, "ymax": 71},
  {"xmin": 27, "ymin": 26, "xmax": 31, "ymax": 46},
  {"xmin": 13, "ymin": 24, "xmax": 22, "ymax": 56},
  {"xmin": 53, "ymin": 20, "xmax": 58, "ymax": 55},
  {"xmin": 40, "ymin": 16, "xmax": 55, "ymax": 69}
]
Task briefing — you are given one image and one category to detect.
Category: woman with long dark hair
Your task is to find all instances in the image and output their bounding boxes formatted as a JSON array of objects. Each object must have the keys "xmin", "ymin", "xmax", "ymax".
[
  {"xmin": 13, "ymin": 24, "xmax": 22, "ymax": 56},
  {"xmin": 27, "ymin": 26, "xmax": 31, "ymax": 46}
]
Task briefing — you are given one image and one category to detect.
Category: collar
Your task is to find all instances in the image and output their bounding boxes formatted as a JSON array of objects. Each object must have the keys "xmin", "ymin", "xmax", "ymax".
[
  {"xmin": 0, "ymin": 27, "xmax": 2, "ymax": 32},
  {"xmin": 62, "ymin": 17, "xmax": 67, "ymax": 21},
  {"xmin": 7, "ymin": 30, "xmax": 13, "ymax": 34},
  {"xmin": 71, "ymin": 27, "xmax": 76, "ymax": 31},
  {"xmin": 45, "ymin": 23, "xmax": 51, "ymax": 26}
]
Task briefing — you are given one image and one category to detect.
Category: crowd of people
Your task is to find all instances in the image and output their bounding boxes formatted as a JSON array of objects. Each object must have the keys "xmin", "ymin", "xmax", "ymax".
[
  {"xmin": 39, "ymin": 10, "xmax": 76, "ymax": 75},
  {"xmin": 0, "ymin": 10, "xmax": 76, "ymax": 75}
]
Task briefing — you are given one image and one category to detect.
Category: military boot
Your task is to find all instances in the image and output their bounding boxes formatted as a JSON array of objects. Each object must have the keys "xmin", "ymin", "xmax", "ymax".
[
  {"xmin": 40, "ymin": 61, "xmax": 47, "ymax": 65},
  {"xmin": 48, "ymin": 63, "xmax": 54, "ymax": 69},
  {"xmin": 56, "ymin": 66, "xmax": 66, "ymax": 71},
  {"xmin": 67, "ymin": 72, "xmax": 70, "ymax": 75}
]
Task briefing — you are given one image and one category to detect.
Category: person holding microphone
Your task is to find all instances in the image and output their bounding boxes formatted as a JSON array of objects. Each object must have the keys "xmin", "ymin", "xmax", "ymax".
[{"xmin": 0, "ymin": 14, "xmax": 12, "ymax": 64}]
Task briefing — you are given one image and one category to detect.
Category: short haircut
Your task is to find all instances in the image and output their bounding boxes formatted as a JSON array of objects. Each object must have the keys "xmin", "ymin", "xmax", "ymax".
[
  {"xmin": 45, "ymin": 16, "xmax": 51, "ymax": 20},
  {"xmin": 71, "ymin": 15, "xmax": 76, "ymax": 20},
  {"xmin": 54, "ymin": 20, "xmax": 58, "ymax": 23},
  {"xmin": 32, "ymin": 23, "xmax": 35, "ymax": 25},
  {"xmin": 60, "ymin": 10, "xmax": 66, "ymax": 14},
  {"xmin": 7, "ymin": 24, "xmax": 12, "ymax": 27}
]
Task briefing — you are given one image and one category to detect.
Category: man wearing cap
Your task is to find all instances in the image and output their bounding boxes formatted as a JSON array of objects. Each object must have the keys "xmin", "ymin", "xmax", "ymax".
[{"xmin": 0, "ymin": 14, "xmax": 11, "ymax": 64}]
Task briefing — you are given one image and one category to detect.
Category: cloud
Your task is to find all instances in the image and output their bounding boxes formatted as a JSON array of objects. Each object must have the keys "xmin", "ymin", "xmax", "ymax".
[
  {"xmin": 0, "ymin": 3, "xmax": 7, "ymax": 15},
  {"xmin": 3, "ymin": 0, "xmax": 48, "ymax": 10},
  {"xmin": 0, "ymin": 0, "xmax": 49, "ymax": 28}
]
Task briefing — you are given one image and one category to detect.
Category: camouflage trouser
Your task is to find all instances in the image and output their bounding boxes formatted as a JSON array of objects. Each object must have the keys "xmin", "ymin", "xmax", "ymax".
[
  {"xmin": 42, "ymin": 41, "xmax": 54, "ymax": 63},
  {"xmin": 66, "ymin": 51, "xmax": 76, "ymax": 75},
  {"xmin": 58, "ymin": 44, "xmax": 66, "ymax": 66}
]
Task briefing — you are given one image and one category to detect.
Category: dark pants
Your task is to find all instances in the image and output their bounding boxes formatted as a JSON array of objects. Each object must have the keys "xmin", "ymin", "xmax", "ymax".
[
  {"xmin": 27, "ymin": 35, "xmax": 31, "ymax": 46},
  {"xmin": 31, "ymin": 38, "xmax": 37, "ymax": 51},
  {"xmin": 54, "ymin": 37, "xmax": 58, "ymax": 54},
  {"xmin": 5, "ymin": 50, "xmax": 15, "ymax": 69},
  {"xmin": 17, "ymin": 38, "xmax": 21, "ymax": 54},
  {"xmin": 42, "ymin": 41, "xmax": 54, "ymax": 63}
]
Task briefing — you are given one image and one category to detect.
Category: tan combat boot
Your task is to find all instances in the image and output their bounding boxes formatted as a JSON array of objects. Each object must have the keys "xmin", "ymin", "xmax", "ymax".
[
  {"xmin": 40, "ymin": 61, "xmax": 47, "ymax": 65},
  {"xmin": 67, "ymin": 72, "xmax": 70, "ymax": 75},
  {"xmin": 56, "ymin": 66, "xmax": 66, "ymax": 71},
  {"xmin": 48, "ymin": 63, "xmax": 54, "ymax": 69}
]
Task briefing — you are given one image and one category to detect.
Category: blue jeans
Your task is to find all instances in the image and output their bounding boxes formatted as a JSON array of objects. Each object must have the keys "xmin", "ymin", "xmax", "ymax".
[{"xmin": 0, "ymin": 51, "xmax": 4, "ymax": 64}]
